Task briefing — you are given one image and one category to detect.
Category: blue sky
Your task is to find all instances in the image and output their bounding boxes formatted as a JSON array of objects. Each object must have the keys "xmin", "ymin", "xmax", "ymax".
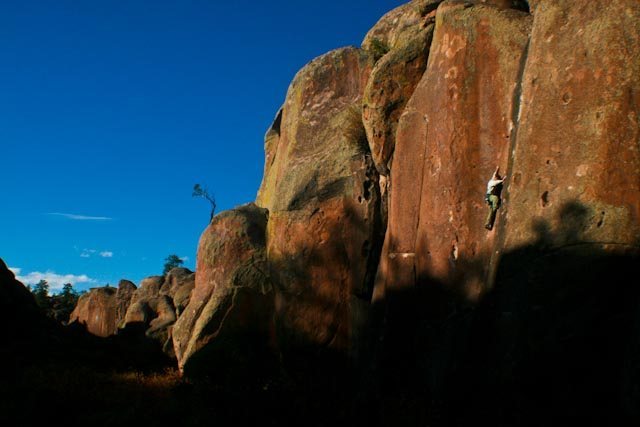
[{"xmin": 0, "ymin": 0, "xmax": 404, "ymax": 292}]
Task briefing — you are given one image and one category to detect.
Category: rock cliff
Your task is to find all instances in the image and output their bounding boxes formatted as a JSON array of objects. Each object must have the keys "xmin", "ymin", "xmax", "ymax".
[
  {"xmin": 59, "ymin": 0, "xmax": 639, "ymax": 422},
  {"xmin": 68, "ymin": 280, "xmax": 136, "ymax": 338}
]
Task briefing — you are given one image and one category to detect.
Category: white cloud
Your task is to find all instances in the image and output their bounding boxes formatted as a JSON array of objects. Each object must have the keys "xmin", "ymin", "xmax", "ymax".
[
  {"xmin": 80, "ymin": 248, "xmax": 97, "ymax": 258},
  {"xmin": 180, "ymin": 256, "xmax": 189, "ymax": 262},
  {"xmin": 10, "ymin": 268, "xmax": 97, "ymax": 292},
  {"xmin": 47, "ymin": 212, "xmax": 112, "ymax": 221},
  {"xmin": 100, "ymin": 251, "xmax": 113, "ymax": 258}
]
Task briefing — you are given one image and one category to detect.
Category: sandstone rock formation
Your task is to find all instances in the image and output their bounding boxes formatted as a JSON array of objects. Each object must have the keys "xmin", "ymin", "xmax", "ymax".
[
  {"xmin": 160, "ymin": 267, "xmax": 195, "ymax": 316},
  {"xmin": 363, "ymin": 0, "xmax": 640, "ymax": 424},
  {"xmin": 172, "ymin": 204, "xmax": 274, "ymax": 379},
  {"xmin": 129, "ymin": 276, "xmax": 163, "ymax": 303},
  {"xmin": 50, "ymin": 0, "xmax": 636, "ymax": 422},
  {"xmin": 120, "ymin": 269, "xmax": 194, "ymax": 356},
  {"xmin": 68, "ymin": 280, "xmax": 136, "ymax": 337},
  {"xmin": 501, "ymin": 0, "xmax": 640, "ymax": 251},
  {"xmin": 255, "ymin": 47, "xmax": 385, "ymax": 372},
  {"xmin": 65, "ymin": 268, "xmax": 194, "ymax": 359},
  {"xmin": 123, "ymin": 294, "xmax": 176, "ymax": 354},
  {"xmin": 114, "ymin": 279, "xmax": 136, "ymax": 322},
  {"xmin": 362, "ymin": 0, "xmax": 438, "ymax": 176},
  {"xmin": 196, "ymin": 0, "xmax": 636, "ymax": 421},
  {"xmin": 375, "ymin": 2, "xmax": 532, "ymax": 302}
]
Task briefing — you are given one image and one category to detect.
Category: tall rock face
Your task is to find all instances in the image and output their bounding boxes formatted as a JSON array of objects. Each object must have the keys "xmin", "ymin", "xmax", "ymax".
[
  {"xmin": 176, "ymin": 0, "xmax": 638, "ymax": 422},
  {"xmin": 470, "ymin": 1, "xmax": 640, "ymax": 423},
  {"xmin": 375, "ymin": 2, "xmax": 532, "ymax": 302},
  {"xmin": 69, "ymin": 281, "xmax": 136, "ymax": 338},
  {"xmin": 256, "ymin": 47, "xmax": 383, "ymax": 371},
  {"xmin": 172, "ymin": 204, "xmax": 274, "ymax": 379},
  {"xmin": 501, "ymin": 0, "xmax": 640, "ymax": 250},
  {"xmin": 365, "ymin": 0, "xmax": 640, "ymax": 424}
]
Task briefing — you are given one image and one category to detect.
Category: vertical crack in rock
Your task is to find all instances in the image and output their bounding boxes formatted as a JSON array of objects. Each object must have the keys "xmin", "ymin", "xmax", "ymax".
[
  {"xmin": 361, "ymin": 153, "xmax": 384, "ymax": 301},
  {"xmin": 412, "ymin": 120, "xmax": 430, "ymax": 257},
  {"xmin": 488, "ymin": 37, "xmax": 531, "ymax": 287}
]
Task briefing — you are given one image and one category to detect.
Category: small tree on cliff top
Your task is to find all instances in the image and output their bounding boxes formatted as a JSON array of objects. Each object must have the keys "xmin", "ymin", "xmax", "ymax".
[
  {"xmin": 192, "ymin": 183, "xmax": 216, "ymax": 222},
  {"xmin": 163, "ymin": 254, "xmax": 184, "ymax": 275}
]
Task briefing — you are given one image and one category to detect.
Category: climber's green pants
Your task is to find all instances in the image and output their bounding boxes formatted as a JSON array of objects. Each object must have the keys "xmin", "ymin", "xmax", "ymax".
[{"xmin": 485, "ymin": 194, "xmax": 500, "ymax": 230}]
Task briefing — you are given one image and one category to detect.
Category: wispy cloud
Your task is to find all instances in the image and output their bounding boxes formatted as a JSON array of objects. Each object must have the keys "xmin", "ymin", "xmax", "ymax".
[
  {"xmin": 10, "ymin": 268, "xmax": 96, "ymax": 291},
  {"xmin": 180, "ymin": 256, "xmax": 189, "ymax": 262},
  {"xmin": 47, "ymin": 212, "xmax": 112, "ymax": 221},
  {"xmin": 80, "ymin": 248, "xmax": 97, "ymax": 258},
  {"xmin": 79, "ymin": 248, "xmax": 113, "ymax": 258}
]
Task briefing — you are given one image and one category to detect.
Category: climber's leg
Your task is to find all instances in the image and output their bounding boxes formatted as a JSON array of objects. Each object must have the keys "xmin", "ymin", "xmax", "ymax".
[{"xmin": 485, "ymin": 195, "xmax": 499, "ymax": 230}]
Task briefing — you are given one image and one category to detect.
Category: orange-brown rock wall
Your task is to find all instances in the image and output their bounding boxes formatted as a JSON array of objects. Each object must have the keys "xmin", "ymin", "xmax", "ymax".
[
  {"xmin": 375, "ymin": 2, "xmax": 531, "ymax": 301},
  {"xmin": 500, "ymin": 0, "xmax": 640, "ymax": 251},
  {"xmin": 257, "ymin": 47, "xmax": 382, "ymax": 361}
]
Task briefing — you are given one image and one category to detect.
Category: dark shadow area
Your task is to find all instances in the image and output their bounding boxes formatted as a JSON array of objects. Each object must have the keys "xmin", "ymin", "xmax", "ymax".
[{"xmin": 367, "ymin": 200, "xmax": 640, "ymax": 426}]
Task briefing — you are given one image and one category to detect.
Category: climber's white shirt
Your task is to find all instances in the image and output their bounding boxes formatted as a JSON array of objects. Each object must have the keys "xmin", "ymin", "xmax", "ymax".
[{"xmin": 486, "ymin": 178, "xmax": 504, "ymax": 195}]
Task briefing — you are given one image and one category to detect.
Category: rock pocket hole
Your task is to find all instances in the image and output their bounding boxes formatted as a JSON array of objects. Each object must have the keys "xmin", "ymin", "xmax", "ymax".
[
  {"xmin": 362, "ymin": 180, "xmax": 372, "ymax": 201},
  {"xmin": 513, "ymin": 0, "xmax": 530, "ymax": 13},
  {"xmin": 361, "ymin": 240, "xmax": 371, "ymax": 258},
  {"xmin": 597, "ymin": 211, "xmax": 605, "ymax": 228},
  {"xmin": 540, "ymin": 191, "xmax": 549, "ymax": 207},
  {"xmin": 562, "ymin": 92, "xmax": 572, "ymax": 104}
]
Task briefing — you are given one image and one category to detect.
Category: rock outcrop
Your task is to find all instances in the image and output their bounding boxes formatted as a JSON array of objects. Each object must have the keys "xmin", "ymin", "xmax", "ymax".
[
  {"xmin": 69, "ymin": 280, "xmax": 136, "ymax": 337},
  {"xmin": 171, "ymin": 0, "xmax": 635, "ymax": 421},
  {"xmin": 121, "ymin": 269, "xmax": 194, "ymax": 356},
  {"xmin": 255, "ymin": 47, "xmax": 384, "ymax": 373},
  {"xmin": 362, "ymin": 0, "xmax": 438, "ymax": 176},
  {"xmin": 375, "ymin": 2, "xmax": 532, "ymax": 302},
  {"xmin": 52, "ymin": 0, "xmax": 636, "ymax": 422},
  {"xmin": 68, "ymin": 270, "xmax": 194, "ymax": 357},
  {"xmin": 159, "ymin": 267, "xmax": 195, "ymax": 316},
  {"xmin": 172, "ymin": 204, "xmax": 274, "ymax": 379}
]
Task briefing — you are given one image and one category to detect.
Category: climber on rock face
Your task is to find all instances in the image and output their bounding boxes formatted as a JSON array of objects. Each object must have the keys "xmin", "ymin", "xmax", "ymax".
[{"xmin": 485, "ymin": 166, "xmax": 505, "ymax": 231}]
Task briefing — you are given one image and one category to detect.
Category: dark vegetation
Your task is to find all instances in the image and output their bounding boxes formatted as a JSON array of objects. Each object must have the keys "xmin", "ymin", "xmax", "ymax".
[
  {"xmin": 30, "ymin": 280, "xmax": 81, "ymax": 323},
  {"xmin": 163, "ymin": 254, "xmax": 184, "ymax": 275},
  {"xmin": 342, "ymin": 104, "xmax": 370, "ymax": 154},
  {"xmin": 369, "ymin": 37, "xmax": 390, "ymax": 62}
]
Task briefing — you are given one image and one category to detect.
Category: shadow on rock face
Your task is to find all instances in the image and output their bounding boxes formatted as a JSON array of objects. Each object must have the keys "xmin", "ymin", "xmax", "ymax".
[{"xmin": 368, "ymin": 200, "xmax": 640, "ymax": 427}]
